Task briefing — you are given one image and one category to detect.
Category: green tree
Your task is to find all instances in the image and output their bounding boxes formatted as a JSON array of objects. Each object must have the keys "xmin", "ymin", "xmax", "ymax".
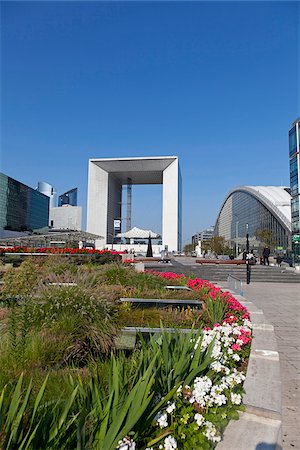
[
  {"xmin": 183, "ymin": 243, "xmax": 196, "ymax": 253},
  {"xmin": 203, "ymin": 237, "xmax": 233, "ymax": 256},
  {"xmin": 256, "ymin": 229, "xmax": 276, "ymax": 249}
]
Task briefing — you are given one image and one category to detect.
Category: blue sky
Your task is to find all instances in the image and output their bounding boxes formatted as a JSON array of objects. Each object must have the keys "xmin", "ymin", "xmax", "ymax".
[{"xmin": 1, "ymin": 1, "xmax": 299, "ymax": 244}]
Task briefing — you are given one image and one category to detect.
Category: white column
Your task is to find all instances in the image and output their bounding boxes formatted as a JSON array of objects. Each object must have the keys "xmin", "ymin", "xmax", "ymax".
[
  {"xmin": 87, "ymin": 161, "xmax": 108, "ymax": 246},
  {"xmin": 162, "ymin": 158, "xmax": 181, "ymax": 251}
]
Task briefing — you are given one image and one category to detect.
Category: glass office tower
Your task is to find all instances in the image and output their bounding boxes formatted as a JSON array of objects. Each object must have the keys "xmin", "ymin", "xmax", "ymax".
[
  {"xmin": 215, "ymin": 186, "xmax": 291, "ymax": 254},
  {"xmin": 289, "ymin": 117, "xmax": 300, "ymax": 263},
  {"xmin": 58, "ymin": 188, "xmax": 78, "ymax": 207},
  {"xmin": 0, "ymin": 173, "xmax": 49, "ymax": 232}
]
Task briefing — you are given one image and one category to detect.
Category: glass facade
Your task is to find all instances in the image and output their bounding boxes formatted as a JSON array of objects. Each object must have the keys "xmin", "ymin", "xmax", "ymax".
[
  {"xmin": 58, "ymin": 188, "xmax": 78, "ymax": 207},
  {"xmin": 215, "ymin": 189, "xmax": 291, "ymax": 253},
  {"xmin": 0, "ymin": 173, "xmax": 49, "ymax": 232},
  {"xmin": 289, "ymin": 118, "xmax": 300, "ymax": 262}
]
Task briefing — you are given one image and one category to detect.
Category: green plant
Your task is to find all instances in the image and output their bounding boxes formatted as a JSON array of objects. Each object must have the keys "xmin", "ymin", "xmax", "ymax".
[
  {"xmin": 0, "ymin": 373, "xmax": 79, "ymax": 450},
  {"xmin": 1, "ymin": 259, "xmax": 42, "ymax": 303},
  {"xmin": 203, "ymin": 293, "xmax": 229, "ymax": 327}
]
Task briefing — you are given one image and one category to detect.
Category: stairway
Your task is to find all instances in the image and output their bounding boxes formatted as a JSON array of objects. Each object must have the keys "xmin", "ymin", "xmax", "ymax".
[{"xmin": 162, "ymin": 260, "xmax": 300, "ymax": 283}]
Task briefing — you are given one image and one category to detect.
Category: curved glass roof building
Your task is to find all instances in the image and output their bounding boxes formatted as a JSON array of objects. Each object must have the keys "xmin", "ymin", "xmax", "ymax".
[{"xmin": 215, "ymin": 186, "xmax": 292, "ymax": 252}]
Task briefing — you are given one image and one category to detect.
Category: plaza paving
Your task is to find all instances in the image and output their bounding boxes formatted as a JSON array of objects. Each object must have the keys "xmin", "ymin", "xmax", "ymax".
[{"xmin": 237, "ymin": 283, "xmax": 300, "ymax": 450}]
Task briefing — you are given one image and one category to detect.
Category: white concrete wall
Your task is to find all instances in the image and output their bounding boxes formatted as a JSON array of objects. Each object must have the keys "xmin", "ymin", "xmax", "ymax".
[
  {"xmin": 162, "ymin": 159, "xmax": 180, "ymax": 251},
  {"xmin": 87, "ymin": 162, "xmax": 108, "ymax": 246},
  {"xmin": 49, "ymin": 206, "xmax": 82, "ymax": 231}
]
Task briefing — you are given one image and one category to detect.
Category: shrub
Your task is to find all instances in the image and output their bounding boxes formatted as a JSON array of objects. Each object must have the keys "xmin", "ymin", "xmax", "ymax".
[{"xmin": 1, "ymin": 259, "xmax": 42, "ymax": 303}]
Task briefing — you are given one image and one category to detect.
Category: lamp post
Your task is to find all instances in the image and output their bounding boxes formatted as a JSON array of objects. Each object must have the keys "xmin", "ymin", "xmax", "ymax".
[
  {"xmin": 235, "ymin": 221, "xmax": 239, "ymax": 258},
  {"xmin": 246, "ymin": 223, "xmax": 251, "ymax": 284}
]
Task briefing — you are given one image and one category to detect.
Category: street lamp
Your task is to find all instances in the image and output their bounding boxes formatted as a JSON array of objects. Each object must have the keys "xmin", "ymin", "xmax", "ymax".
[
  {"xmin": 235, "ymin": 221, "xmax": 239, "ymax": 258},
  {"xmin": 232, "ymin": 213, "xmax": 239, "ymax": 258},
  {"xmin": 246, "ymin": 223, "xmax": 251, "ymax": 284}
]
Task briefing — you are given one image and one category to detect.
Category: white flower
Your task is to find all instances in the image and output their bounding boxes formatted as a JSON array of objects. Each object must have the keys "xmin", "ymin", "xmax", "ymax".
[
  {"xmin": 231, "ymin": 392, "xmax": 242, "ymax": 405},
  {"xmin": 243, "ymin": 318, "xmax": 252, "ymax": 328},
  {"xmin": 203, "ymin": 421, "xmax": 221, "ymax": 443},
  {"xmin": 190, "ymin": 376, "xmax": 212, "ymax": 406},
  {"xmin": 232, "ymin": 353, "xmax": 240, "ymax": 362},
  {"xmin": 155, "ymin": 411, "xmax": 168, "ymax": 428},
  {"xmin": 116, "ymin": 437, "xmax": 136, "ymax": 450},
  {"xmin": 194, "ymin": 413, "xmax": 205, "ymax": 427},
  {"xmin": 166, "ymin": 402, "xmax": 176, "ymax": 414},
  {"xmin": 176, "ymin": 385, "xmax": 182, "ymax": 396},
  {"xmin": 210, "ymin": 361, "xmax": 222, "ymax": 372},
  {"xmin": 163, "ymin": 435, "xmax": 177, "ymax": 449}
]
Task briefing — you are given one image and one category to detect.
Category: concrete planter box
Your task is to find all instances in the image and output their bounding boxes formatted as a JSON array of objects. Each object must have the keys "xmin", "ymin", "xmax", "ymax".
[
  {"xmin": 115, "ymin": 326, "xmax": 197, "ymax": 350},
  {"xmin": 119, "ymin": 297, "xmax": 203, "ymax": 309}
]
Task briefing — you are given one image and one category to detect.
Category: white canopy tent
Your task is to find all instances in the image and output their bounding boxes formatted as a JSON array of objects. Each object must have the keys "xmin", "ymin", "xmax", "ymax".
[{"xmin": 116, "ymin": 227, "xmax": 160, "ymax": 239}]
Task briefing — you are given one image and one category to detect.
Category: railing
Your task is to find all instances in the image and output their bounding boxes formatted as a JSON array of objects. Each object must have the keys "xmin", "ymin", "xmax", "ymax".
[{"xmin": 227, "ymin": 274, "xmax": 244, "ymax": 296}]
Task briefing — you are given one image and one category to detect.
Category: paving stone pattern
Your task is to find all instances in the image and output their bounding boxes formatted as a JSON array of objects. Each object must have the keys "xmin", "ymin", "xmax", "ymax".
[{"xmin": 242, "ymin": 283, "xmax": 300, "ymax": 450}]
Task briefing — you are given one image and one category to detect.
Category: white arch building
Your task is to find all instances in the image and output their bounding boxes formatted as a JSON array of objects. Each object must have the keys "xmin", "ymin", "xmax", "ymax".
[
  {"xmin": 215, "ymin": 186, "xmax": 292, "ymax": 250},
  {"xmin": 87, "ymin": 156, "xmax": 182, "ymax": 251}
]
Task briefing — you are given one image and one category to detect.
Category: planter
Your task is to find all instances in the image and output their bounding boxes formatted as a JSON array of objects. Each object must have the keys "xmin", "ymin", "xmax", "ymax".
[
  {"xmin": 115, "ymin": 326, "xmax": 197, "ymax": 349},
  {"xmin": 119, "ymin": 297, "xmax": 203, "ymax": 309}
]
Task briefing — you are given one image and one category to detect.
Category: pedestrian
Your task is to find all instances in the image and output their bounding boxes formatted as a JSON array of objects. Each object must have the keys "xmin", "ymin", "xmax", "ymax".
[
  {"xmin": 262, "ymin": 247, "xmax": 270, "ymax": 266},
  {"xmin": 247, "ymin": 250, "xmax": 257, "ymax": 264},
  {"xmin": 276, "ymin": 254, "xmax": 283, "ymax": 267}
]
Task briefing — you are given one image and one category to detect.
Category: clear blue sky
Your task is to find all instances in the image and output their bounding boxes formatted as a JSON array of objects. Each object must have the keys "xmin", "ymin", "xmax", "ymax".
[{"xmin": 1, "ymin": 1, "xmax": 299, "ymax": 244}]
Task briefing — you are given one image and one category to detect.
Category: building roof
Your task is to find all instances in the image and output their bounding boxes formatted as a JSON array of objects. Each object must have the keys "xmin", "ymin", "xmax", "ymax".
[
  {"xmin": 217, "ymin": 186, "xmax": 291, "ymax": 232},
  {"xmin": 89, "ymin": 156, "xmax": 178, "ymax": 184},
  {"xmin": 116, "ymin": 226, "xmax": 160, "ymax": 239},
  {"xmin": 0, "ymin": 230, "xmax": 103, "ymax": 247}
]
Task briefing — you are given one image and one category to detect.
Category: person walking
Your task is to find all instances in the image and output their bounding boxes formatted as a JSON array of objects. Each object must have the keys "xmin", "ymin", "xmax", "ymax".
[
  {"xmin": 276, "ymin": 254, "xmax": 283, "ymax": 267},
  {"xmin": 262, "ymin": 246, "xmax": 270, "ymax": 266}
]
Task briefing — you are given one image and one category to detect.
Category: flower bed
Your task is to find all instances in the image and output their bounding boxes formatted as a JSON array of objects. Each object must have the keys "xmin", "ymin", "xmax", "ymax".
[
  {"xmin": 0, "ymin": 262, "xmax": 252, "ymax": 449},
  {"xmin": 114, "ymin": 271, "xmax": 252, "ymax": 449},
  {"xmin": 0, "ymin": 246, "xmax": 122, "ymax": 255}
]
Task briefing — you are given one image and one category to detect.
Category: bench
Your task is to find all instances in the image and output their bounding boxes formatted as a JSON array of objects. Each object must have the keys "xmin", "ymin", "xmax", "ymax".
[{"xmin": 196, "ymin": 259, "xmax": 246, "ymax": 265}]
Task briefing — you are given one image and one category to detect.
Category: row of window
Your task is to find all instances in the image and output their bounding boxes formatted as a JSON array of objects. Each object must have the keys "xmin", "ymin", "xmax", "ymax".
[{"xmin": 215, "ymin": 191, "xmax": 290, "ymax": 249}]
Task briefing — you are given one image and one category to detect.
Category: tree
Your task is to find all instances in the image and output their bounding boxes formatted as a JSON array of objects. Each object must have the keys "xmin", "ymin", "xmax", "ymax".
[
  {"xmin": 202, "ymin": 236, "xmax": 233, "ymax": 256},
  {"xmin": 183, "ymin": 243, "xmax": 196, "ymax": 253},
  {"xmin": 256, "ymin": 229, "xmax": 276, "ymax": 250}
]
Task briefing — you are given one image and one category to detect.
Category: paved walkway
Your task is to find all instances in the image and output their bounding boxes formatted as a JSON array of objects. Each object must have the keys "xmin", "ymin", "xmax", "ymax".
[{"xmin": 242, "ymin": 283, "xmax": 300, "ymax": 450}]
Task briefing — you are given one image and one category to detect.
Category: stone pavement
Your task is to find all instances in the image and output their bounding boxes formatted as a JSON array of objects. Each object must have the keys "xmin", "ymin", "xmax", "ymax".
[{"xmin": 242, "ymin": 283, "xmax": 300, "ymax": 450}]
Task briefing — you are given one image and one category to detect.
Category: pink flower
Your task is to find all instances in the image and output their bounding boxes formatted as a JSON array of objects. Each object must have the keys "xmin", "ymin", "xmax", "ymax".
[{"xmin": 231, "ymin": 344, "xmax": 241, "ymax": 351}]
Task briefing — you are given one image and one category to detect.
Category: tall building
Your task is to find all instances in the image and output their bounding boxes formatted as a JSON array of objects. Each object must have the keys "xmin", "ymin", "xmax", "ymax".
[
  {"xmin": 58, "ymin": 188, "xmax": 78, "ymax": 207},
  {"xmin": 214, "ymin": 186, "xmax": 291, "ymax": 253},
  {"xmin": 0, "ymin": 173, "xmax": 49, "ymax": 232},
  {"xmin": 289, "ymin": 117, "xmax": 300, "ymax": 263},
  {"xmin": 37, "ymin": 181, "xmax": 58, "ymax": 208},
  {"xmin": 87, "ymin": 156, "xmax": 182, "ymax": 251}
]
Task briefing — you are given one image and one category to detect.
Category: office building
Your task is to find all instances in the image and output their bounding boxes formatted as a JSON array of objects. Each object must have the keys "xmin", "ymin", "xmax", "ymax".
[
  {"xmin": 87, "ymin": 156, "xmax": 182, "ymax": 251},
  {"xmin": 215, "ymin": 186, "xmax": 291, "ymax": 252},
  {"xmin": 49, "ymin": 205, "xmax": 82, "ymax": 231},
  {"xmin": 37, "ymin": 181, "xmax": 58, "ymax": 208},
  {"xmin": 289, "ymin": 117, "xmax": 300, "ymax": 263},
  {"xmin": 0, "ymin": 173, "xmax": 49, "ymax": 232},
  {"xmin": 58, "ymin": 188, "xmax": 78, "ymax": 207},
  {"xmin": 192, "ymin": 226, "xmax": 215, "ymax": 245}
]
